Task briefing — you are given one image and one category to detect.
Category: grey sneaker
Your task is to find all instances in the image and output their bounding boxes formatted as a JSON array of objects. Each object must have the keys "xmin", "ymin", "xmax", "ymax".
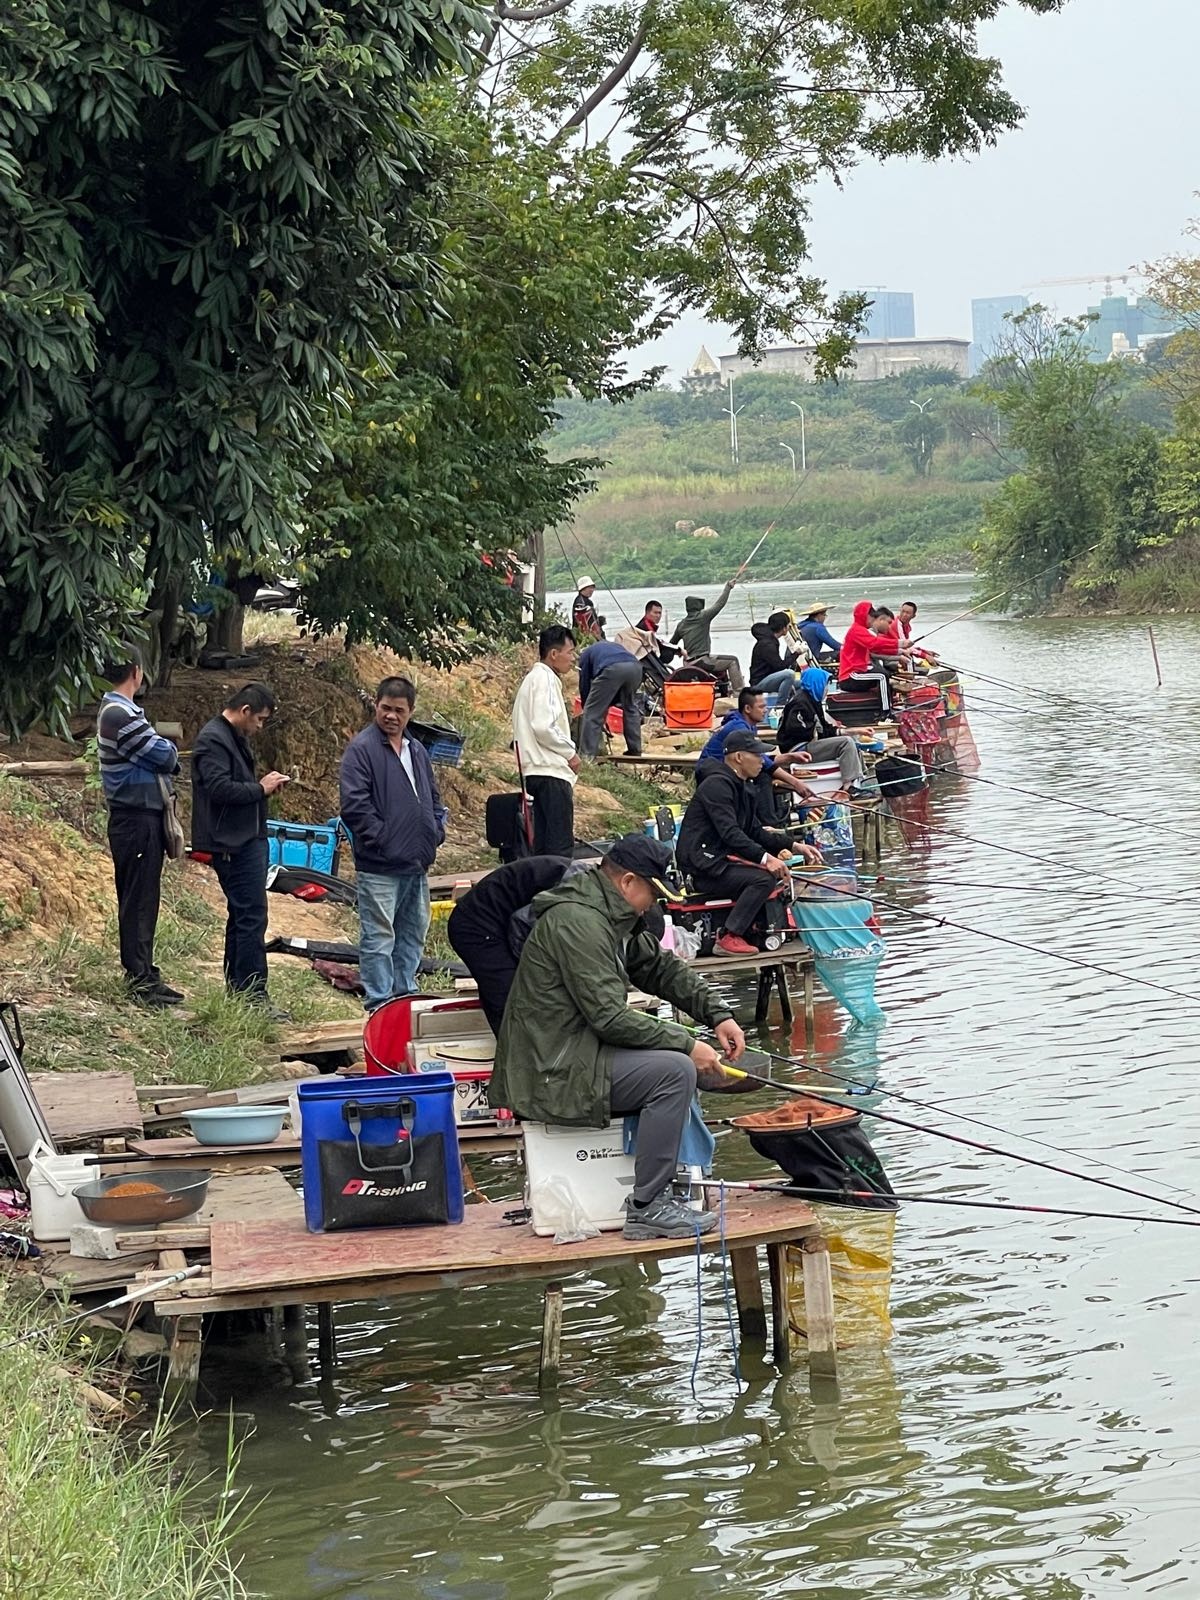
[{"xmin": 623, "ymin": 1192, "xmax": 718, "ymax": 1240}]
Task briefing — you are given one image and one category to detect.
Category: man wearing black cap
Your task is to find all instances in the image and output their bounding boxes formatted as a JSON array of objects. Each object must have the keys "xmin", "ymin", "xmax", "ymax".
[
  {"xmin": 490, "ymin": 833, "xmax": 746, "ymax": 1240},
  {"xmin": 677, "ymin": 729, "xmax": 809, "ymax": 956}
]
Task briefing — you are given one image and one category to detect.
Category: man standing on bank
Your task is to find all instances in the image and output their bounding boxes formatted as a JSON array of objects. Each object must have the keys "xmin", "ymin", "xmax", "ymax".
[
  {"xmin": 191, "ymin": 683, "xmax": 291, "ymax": 1017},
  {"xmin": 511, "ymin": 624, "xmax": 579, "ymax": 855},
  {"xmin": 340, "ymin": 676, "xmax": 446, "ymax": 1012},
  {"xmin": 97, "ymin": 650, "xmax": 183, "ymax": 1007}
]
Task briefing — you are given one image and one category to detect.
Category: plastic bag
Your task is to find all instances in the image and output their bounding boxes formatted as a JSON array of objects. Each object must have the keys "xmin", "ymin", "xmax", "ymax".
[
  {"xmin": 673, "ymin": 924, "xmax": 702, "ymax": 961},
  {"xmin": 530, "ymin": 1176, "xmax": 601, "ymax": 1244}
]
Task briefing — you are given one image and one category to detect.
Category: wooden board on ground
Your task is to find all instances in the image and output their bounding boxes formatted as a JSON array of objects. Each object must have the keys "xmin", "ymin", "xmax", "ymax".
[
  {"xmin": 200, "ymin": 1168, "xmax": 300, "ymax": 1226},
  {"xmin": 30, "ymin": 1071, "xmax": 143, "ymax": 1145},
  {"xmin": 599, "ymin": 752, "xmax": 700, "ymax": 773},
  {"xmin": 205, "ymin": 1191, "xmax": 818, "ymax": 1297},
  {"xmin": 141, "ymin": 1078, "xmax": 313, "ymax": 1121},
  {"xmin": 125, "ymin": 1132, "xmax": 301, "ymax": 1164},
  {"xmin": 276, "ymin": 1018, "xmax": 363, "ymax": 1057}
]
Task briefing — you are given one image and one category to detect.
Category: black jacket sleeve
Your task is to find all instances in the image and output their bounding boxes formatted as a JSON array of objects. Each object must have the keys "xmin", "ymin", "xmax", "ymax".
[
  {"xmin": 338, "ymin": 738, "xmax": 385, "ymax": 859},
  {"xmin": 191, "ymin": 726, "xmax": 263, "ymax": 808}
]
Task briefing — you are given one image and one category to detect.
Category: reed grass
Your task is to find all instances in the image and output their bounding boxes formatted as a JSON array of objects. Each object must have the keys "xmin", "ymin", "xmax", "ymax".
[{"xmin": 0, "ymin": 1288, "xmax": 246, "ymax": 1600}]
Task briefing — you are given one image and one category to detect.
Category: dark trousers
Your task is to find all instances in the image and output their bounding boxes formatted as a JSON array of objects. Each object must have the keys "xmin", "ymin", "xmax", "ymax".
[
  {"xmin": 526, "ymin": 775, "xmax": 575, "ymax": 856},
  {"xmin": 211, "ymin": 838, "xmax": 270, "ymax": 994},
  {"xmin": 107, "ymin": 807, "xmax": 164, "ymax": 987},
  {"xmin": 579, "ymin": 659, "xmax": 644, "ymax": 757},
  {"xmin": 446, "ymin": 907, "xmax": 516, "ymax": 1036},
  {"xmin": 693, "ymin": 860, "xmax": 776, "ymax": 937}
]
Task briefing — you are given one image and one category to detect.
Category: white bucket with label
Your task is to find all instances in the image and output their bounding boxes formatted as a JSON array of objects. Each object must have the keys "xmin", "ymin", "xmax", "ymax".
[{"xmin": 27, "ymin": 1141, "xmax": 96, "ymax": 1241}]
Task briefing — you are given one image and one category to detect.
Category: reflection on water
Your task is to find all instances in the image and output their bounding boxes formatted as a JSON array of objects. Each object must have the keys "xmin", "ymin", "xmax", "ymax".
[{"xmin": 208, "ymin": 578, "xmax": 1200, "ymax": 1598}]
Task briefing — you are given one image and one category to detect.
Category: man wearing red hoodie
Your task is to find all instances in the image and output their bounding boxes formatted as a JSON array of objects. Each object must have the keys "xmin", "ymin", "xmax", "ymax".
[{"xmin": 837, "ymin": 600, "xmax": 895, "ymax": 711}]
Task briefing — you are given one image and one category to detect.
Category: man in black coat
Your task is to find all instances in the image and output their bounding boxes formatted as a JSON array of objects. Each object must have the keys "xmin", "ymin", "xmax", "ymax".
[
  {"xmin": 446, "ymin": 855, "xmax": 575, "ymax": 1034},
  {"xmin": 676, "ymin": 730, "xmax": 814, "ymax": 956},
  {"xmin": 191, "ymin": 683, "xmax": 291, "ymax": 1015}
]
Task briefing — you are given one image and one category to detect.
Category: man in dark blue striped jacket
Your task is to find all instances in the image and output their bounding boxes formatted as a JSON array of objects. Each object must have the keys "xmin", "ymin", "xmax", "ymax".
[{"xmin": 97, "ymin": 651, "xmax": 182, "ymax": 1007}]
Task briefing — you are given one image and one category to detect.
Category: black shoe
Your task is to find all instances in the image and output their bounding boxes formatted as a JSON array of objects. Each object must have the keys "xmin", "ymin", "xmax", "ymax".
[
  {"xmin": 129, "ymin": 985, "xmax": 181, "ymax": 1010},
  {"xmin": 241, "ymin": 992, "xmax": 293, "ymax": 1024},
  {"xmin": 152, "ymin": 981, "xmax": 185, "ymax": 1003}
]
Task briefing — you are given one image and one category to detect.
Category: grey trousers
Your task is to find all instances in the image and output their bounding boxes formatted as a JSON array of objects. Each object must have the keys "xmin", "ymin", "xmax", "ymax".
[
  {"xmin": 580, "ymin": 658, "xmax": 644, "ymax": 757},
  {"xmin": 804, "ymin": 734, "xmax": 864, "ymax": 786},
  {"xmin": 609, "ymin": 1048, "xmax": 696, "ymax": 1203},
  {"xmin": 693, "ymin": 653, "xmax": 744, "ymax": 692}
]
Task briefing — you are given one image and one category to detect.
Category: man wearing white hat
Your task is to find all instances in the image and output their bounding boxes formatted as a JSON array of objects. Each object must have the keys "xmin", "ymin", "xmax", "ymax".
[
  {"xmin": 571, "ymin": 578, "xmax": 604, "ymax": 641},
  {"xmin": 797, "ymin": 602, "xmax": 841, "ymax": 661}
]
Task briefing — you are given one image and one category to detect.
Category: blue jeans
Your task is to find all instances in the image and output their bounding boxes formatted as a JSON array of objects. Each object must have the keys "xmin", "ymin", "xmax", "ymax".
[
  {"xmin": 755, "ymin": 668, "xmax": 802, "ymax": 702},
  {"xmin": 356, "ymin": 870, "xmax": 431, "ymax": 1010}
]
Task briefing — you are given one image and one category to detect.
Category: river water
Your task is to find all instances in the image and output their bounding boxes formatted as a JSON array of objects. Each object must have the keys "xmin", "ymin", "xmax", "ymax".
[{"xmin": 204, "ymin": 576, "xmax": 1200, "ymax": 1599}]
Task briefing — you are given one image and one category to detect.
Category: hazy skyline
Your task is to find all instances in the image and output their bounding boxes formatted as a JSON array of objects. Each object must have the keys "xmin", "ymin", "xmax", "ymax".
[{"xmin": 638, "ymin": 0, "xmax": 1198, "ymax": 379}]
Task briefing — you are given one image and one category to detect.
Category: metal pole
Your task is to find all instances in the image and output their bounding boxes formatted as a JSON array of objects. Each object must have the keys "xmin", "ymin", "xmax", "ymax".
[
  {"xmin": 778, "ymin": 442, "xmax": 796, "ymax": 477},
  {"xmin": 1148, "ymin": 626, "xmax": 1163, "ymax": 687},
  {"xmin": 788, "ymin": 401, "xmax": 807, "ymax": 472}
]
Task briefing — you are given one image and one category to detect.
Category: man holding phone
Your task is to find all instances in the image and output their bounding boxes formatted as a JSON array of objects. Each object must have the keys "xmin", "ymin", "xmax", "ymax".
[{"xmin": 191, "ymin": 683, "xmax": 291, "ymax": 1017}]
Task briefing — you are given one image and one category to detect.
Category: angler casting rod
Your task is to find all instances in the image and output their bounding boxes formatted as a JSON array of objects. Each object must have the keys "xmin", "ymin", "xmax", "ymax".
[
  {"xmin": 714, "ymin": 1061, "xmax": 1200, "ymax": 1218},
  {"xmin": 712, "ymin": 1180, "xmax": 1200, "ymax": 1231}
]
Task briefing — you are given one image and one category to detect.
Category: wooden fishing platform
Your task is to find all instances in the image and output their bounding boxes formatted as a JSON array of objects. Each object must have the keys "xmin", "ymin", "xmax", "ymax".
[{"xmin": 145, "ymin": 1187, "xmax": 836, "ymax": 1403}]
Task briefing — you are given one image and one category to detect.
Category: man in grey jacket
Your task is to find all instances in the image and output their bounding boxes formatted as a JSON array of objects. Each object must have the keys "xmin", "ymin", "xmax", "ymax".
[{"xmin": 669, "ymin": 579, "xmax": 744, "ymax": 690}]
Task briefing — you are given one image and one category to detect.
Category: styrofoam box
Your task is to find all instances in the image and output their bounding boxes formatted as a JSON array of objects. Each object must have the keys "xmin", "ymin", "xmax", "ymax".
[
  {"xmin": 407, "ymin": 1037, "xmax": 497, "ymax": 1125},
  {"xmin": 413, "ymin": 1005, "xmax": 495, "ymax": 1043},
  {"xmin": 799, "ymin": 760, "xmax": 843, "ymax": 797},
  {"xmin": 523, "ymin": 1120, "xmax": 636, "ymax": 1236}
]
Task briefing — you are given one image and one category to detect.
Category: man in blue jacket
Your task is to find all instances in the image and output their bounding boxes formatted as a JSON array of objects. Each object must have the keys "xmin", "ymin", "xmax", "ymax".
[
  {"xmin": 577, "ymin": 638, "xmax": 644, "ymax": 759},
  {"xmin": 797, "ymin": 603, "xmax": 841, "ymax": 661},
  {"xmin": 339, "ymin": 676, "xmax": 447, "ymax": 1011}
]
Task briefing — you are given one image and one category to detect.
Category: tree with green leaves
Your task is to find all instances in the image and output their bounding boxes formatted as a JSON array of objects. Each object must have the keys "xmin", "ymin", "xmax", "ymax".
[
  {"xmin": 976, "ymin": 308, "xmax": 1127, "ymax": 609},
  {"xmin": 895, "ymin": 404, "xmax": 947, "ymax": 477},
  {"xmin": 0, "ymin": 0, "xmax": 479, "ymax": 731}
]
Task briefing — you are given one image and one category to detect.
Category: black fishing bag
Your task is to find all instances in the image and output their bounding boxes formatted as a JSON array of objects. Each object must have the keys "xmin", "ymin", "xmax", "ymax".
[{"xmin": 747, "ymin": 1117, "xmax": 898, "ymax": 1211}]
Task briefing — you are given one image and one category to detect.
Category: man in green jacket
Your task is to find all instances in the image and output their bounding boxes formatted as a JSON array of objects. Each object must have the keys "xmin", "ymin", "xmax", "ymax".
[
  {"xmin": 490, "ymin": 834, "xmax": 746, "ymax": 1240},
  {"xmin": 669, "ymin": 579, "xmax": 744, "ymax": 690}
]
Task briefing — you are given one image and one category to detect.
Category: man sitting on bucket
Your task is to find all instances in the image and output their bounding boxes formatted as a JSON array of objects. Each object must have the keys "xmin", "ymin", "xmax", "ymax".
[{"xmin": 489, "ymin": 834, "xmax": 746, "ymax": 1240}]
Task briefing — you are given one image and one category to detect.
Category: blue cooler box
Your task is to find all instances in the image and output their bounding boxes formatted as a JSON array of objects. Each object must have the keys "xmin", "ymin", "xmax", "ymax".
[
  {"xmin": 298, "ymin": 1074, "xmax": 464, "ymax": 1232},
  {"xmin": 267, "ymin": 817, "xmax": 342, "ymax": 875}
]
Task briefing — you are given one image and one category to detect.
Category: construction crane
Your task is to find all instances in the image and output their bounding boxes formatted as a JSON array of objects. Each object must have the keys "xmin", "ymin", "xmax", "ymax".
[{"xmin": 1023, "ymin": 272, "xmax": 1140, "ymax": 299}]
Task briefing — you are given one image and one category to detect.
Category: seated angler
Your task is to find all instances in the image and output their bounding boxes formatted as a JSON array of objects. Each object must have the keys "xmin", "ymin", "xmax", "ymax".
[
  {"xmin": 837, "ymin": 599, "xmax": 894, "ymax": 712},
  {"xmin": 489, "ymin": 835, "xmax": 747, "ymax": 1241},
  {"xmin": 777, "ymin": 668, "xmax": 870, "ymax": 798},
  {"xmin": 697, "ymin": 688, "xmax": 828, "ymax": 812},
  {"xmin": 749, "ymin": 611, "xmax": 808, "ymax": 702},
  {"xmin": 669, "ymin": 580, "xmax": 744, "ymax": 691},
  {"xmin": 677, "ymin": 730, "xmax": 803, "ymax": 957},
  {"xmin": 636, "ymin": 600, "xmax": 683, "ymax": 665},
  {"xmin": 797, "ymin": 603, "xmax": 841, "ymax": 662},
  {"xmin": 869, "ymin": 607, "xmax": 915, "ymax": 678}
]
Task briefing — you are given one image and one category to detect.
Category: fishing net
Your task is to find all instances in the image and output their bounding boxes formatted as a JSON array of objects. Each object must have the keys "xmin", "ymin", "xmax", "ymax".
[
  {"xmin": 791, "ymin": 898, "xmax": 886, "ymax": 1026},
  {"xmin": 875, "ymin": 755, "xmax": 933, "ymax": 850},
  {"xmin": 787, "ymin": 1204, "xmax": 897, "ymax": 1347},
  {"xmin": 940, "ymin": 710, "xmax": 981, "ymax": 774}
]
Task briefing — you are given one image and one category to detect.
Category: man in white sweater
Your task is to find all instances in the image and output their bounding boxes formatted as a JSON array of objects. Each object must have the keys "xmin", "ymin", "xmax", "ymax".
[{"xmin": 511, "ymin": 624, "xmax": 580, "ymax": 855}]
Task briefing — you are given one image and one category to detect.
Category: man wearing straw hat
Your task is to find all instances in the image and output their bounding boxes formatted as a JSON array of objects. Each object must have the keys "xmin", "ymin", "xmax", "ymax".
[{"xmin": 797, "ymin": 602, "xmax": 841, "ymax": 661}]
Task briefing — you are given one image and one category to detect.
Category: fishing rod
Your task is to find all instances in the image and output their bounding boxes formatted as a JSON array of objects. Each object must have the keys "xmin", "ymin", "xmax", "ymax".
[
  {"xmin": 0, "ymin": 1263, "xmax": 203, "ymax": 1356},
  {"xmin": 726, "ymin": 1046, "xmax": 1200, "ymax": 1214},
  {"xmin": 911, "ymin": 545, "xmax": 1101, "ymax": 647},
  {"xmin": 797, "ymin": 843, "xmax": 1200, "ymax": 1011},
  {"xmin": 950, "ymin": 662, "xmax": 1115, "ymax": 716},
  {"xmin": 859, "ymin": 871, "xmax": 1181, "ymax": 906},
  {"xmin": 556, "ymin": 528, "xmax": 638, "ymax": 630},
  {"xmin": 712, "ymin": 1180, "xmax": 1200, "ymax": 1231},
  {"xmin": 715, "ymin": 1061, "xmax": 1200, "ymax": 1217},
  {"xmin": 919, "ymin": 759, "xmax": 1199, "ymax": 843}
]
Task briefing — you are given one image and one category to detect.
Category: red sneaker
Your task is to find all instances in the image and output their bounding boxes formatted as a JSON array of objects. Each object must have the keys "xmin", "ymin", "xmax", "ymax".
[{"xmin": 715, "ymin": 933, "xmax": 758, "ymax": 956}]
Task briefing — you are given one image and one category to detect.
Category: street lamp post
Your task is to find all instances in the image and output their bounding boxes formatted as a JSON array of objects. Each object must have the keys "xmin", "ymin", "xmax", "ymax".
[
  {"xmin": 778, "ymin": 442, "xmax": 796, "ymax": 477},
  {"xmin": 908, "ymin": 397, "xmax": 934, "ymax": 468},
  {"xmin": 723, "ymin": 374, "xmax": 745, "ymax": 467},
  {"xmin": 788, "ymin": 401, "xmax": 807, "ymax": 472}
]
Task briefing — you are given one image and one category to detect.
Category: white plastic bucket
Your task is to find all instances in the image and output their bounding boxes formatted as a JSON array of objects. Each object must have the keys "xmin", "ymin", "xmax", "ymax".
[{"xmin": 27, "ymin": 1141, "xmax": 96, "ymax": 1241}]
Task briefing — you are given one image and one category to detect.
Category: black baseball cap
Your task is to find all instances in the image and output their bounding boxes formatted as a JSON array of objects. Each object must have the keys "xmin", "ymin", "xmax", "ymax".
[
  {"xmin": 605, "ymin": 833, "xmax": 675, "ymax": 897},
  {"xmin": 723, "ymin": 729, "xmax": 770, "ymax": 759}
]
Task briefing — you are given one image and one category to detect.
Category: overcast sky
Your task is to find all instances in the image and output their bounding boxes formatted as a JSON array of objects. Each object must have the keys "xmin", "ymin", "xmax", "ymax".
[{"xmin": 638, "ymin": 0, "xmax": 1199, "ymax": 379}]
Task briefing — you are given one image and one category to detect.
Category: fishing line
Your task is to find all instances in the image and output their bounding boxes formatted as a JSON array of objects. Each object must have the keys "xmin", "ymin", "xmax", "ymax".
[
  {"xmin": 739, "ymin": 1047, "xmax": 1200, "ymax": 1214},
  {"xmin": 918, "ymin": 760, "xmax": 1199, "ymax": 842},
  {"xmin": 715, "ymin": 1181, "xmax": 1200, "ymax": 1231},
  {"xmin": 950, "ymin": 663, "xmax": 1115, "ymax": 716},
  {"xmin": 861, "ymin": 872, "xmax": 1180, "ymax": 906},
  {"xmin": 804, "ymin": 847, "xmax": 1200, "ymax": 1011},
  {"xmin": 561, "ymin": 526, "xmax": 638, "ymax": 628},
  {"xmin": 911, "ymin": 545, "xmax": 1101, "ymax": 647},
  {"xmin": 720, "ymin": 1059, "xmax": 1200, "ymax": 1216}
]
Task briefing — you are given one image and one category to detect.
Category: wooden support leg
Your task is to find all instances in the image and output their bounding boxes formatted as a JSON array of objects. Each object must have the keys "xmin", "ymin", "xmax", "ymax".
[
  {"xmin": 801, "ymin": 1237, "xmax": 839, "ymax": 1388},
  {"xmin": 754, "ymin": 967, "xmax": 772, "ymax": 1025},
  {"xmin": 766, "ymin": 1244, "xmax": 791, "ymax": 1370},
  {"xmin": 729, "ymin": 1246, "xmax": 767, "ymax": 1339},
  {"xmin": 163, "ymin": 1315, "xmax": 204, "ymax": 1411},
  {"xmin": 775, "ymin": 963, "xmax": 793, "ymax": 1024},
  {"xmin": 281, "ymin": 1303, "xmax": 310, "ymax": 1385},
  {"xmin": 873, "ymin": 804, "xmax": 883, "ymax": 863},
  {"xmin": 317, "ymin": 1302, "xmax": 337, "ymax": 1372},
  {"xmin": 803, "ymin": 963, "xmax": 815, "ymax": 1046},
  {"xmin": 539, "ymin": 1282, "xmax": 564, "ymax": 1391}
]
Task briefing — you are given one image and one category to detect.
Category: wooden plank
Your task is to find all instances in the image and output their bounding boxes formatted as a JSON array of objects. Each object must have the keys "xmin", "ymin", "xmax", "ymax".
[
  {"xmin": 767, "ymin": 1242, "xmax": 791, "ymax": 1369},
  {"xmin": 538, "ymin": 1282, "xmax": 564, "ymax": 1390},
  {"xmin": 199, "ymin": 1168, "xmax": 300, "ymax": 1226},
  {"xmin": 29, "ymin": 1071, "xmax": 143, "ymax": 1144},
  {"xmin": 135, "ymin": 1083, "xmax": 208, "ymax": 1101},
  {"xmin": 126, "ymin": 1133, "xmax": 301, "ymax": 1161},
  {"xmin": 113, "ymin": 1226, "xmax": 211, "ymax": 1253},
  {"xmin": 207, "ymin": 1191, "xmax": 819, "ymax": 1296},
  {"xmin": 729, "ymin": 1246, "xmax": 767, "ymax": 1339},
  {"xmin": 800, "ymin": 1237, "xmax": 838, "ymax": 1381},
  {"xmin": 275, "ymin": 1019, "xmax": 364, "ymax": 1056},
  {"xmin": 142, "ymin": 1079, "xmax": 306, "ymax": 1121}
]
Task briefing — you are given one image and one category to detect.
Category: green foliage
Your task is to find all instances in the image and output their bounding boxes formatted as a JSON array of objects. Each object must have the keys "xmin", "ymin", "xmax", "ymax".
[
  {"xmin": 0, "ymin": 0, "xmax": 483, "ymax": 732},
  {"xmin": 895, "ymin": 406, "xmax": 947, "ymax": 476}
]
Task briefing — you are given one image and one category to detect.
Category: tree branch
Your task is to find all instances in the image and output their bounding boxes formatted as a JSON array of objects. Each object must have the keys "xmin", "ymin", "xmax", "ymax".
[
  {"xmin": 553, "ymin": 9, "xmax": 650, "ymax": 139},
  {"xmin": 496, "ymin": 0, "xmax": 573, "ymax": 19}
]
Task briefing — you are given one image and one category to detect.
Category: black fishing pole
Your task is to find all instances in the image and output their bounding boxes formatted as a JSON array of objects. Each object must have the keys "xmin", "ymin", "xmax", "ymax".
[
  {"xmin": 910, "ymin": 545, "xmax": 1102, "ymax": 648},
  {"xmin": 734, "ymin": 1046, "xmax": 1200, "ymax": 1213},
  {"xmin": 714, "ymin": 1180, "xmax": 1200, "ymax": 1230},
  {"xmin": 920, "ymin": 759, "xmax": 1198, "ymax": 841},
  {"xmin": 717, "ymin": 1060, "xmax": 1200, "ymax": 1217}
]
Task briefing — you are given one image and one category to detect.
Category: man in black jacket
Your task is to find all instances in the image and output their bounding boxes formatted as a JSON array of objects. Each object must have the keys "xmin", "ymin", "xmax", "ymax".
[
  {"xmin": 677, "ymin": 730, "xmax": 809, "ymax": 956},
  {"xmin": 191, "ymin": 683, "xmax": 291, "ymax": 1013},
  {"xmin": 446, "ymin": 855, "xmax": 575, "ymax": 1034},
  {"xmin": 339, "ymin": 676, "xmax": 447, "ymax": 1012}
]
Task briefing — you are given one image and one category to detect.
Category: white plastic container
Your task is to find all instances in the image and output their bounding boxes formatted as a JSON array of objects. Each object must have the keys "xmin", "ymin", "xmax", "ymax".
[
  {"xmin": 27, "ymin": 1142, "xmax": 97, "ymax": 1242},
  {"xmin": 523, "ymin": 1120, "xmax": 636, "ymax": 1235},
  {"xmin": 406, "ymin": 1038, "xmax": 497, "ymax": 1125}
]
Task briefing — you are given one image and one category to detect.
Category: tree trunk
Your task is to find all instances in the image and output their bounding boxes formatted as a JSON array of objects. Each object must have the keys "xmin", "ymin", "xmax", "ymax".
[{"xmin": 145, "ymin": 566, "xmax": 185, "ymax": 688}]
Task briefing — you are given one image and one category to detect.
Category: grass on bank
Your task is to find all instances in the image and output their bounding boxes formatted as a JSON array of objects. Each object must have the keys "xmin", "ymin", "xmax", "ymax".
[{"xmin": 0, "ymin": 1285, "xmax": 245, "ymax": 1600}]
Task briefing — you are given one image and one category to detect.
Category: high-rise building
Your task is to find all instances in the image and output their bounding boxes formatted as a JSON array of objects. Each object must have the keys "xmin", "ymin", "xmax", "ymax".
[
  {"xmin": 970, "ymin": 295, "xmax": 1028, "ymax": 374},
  {"xmin": 1082, "ymin": 295, "xmax": 1183, "ymax": 360},
  {"xmin": 863, "ymin": 291, "xmax": 915, "ymax": 341}
]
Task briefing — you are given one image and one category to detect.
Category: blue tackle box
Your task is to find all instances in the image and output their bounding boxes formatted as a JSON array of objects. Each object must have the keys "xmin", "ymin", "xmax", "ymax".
[
  {"xmin": 266, "ymin": 816, "xmax": 343, "ymax": 876},
  {"xmin": 408, "ymin": 718, "xmax": 466, "ymax": 768},
  {"xmin": 298, "ymin": 1074, "xmax": 464, "ymax": 1232}
]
